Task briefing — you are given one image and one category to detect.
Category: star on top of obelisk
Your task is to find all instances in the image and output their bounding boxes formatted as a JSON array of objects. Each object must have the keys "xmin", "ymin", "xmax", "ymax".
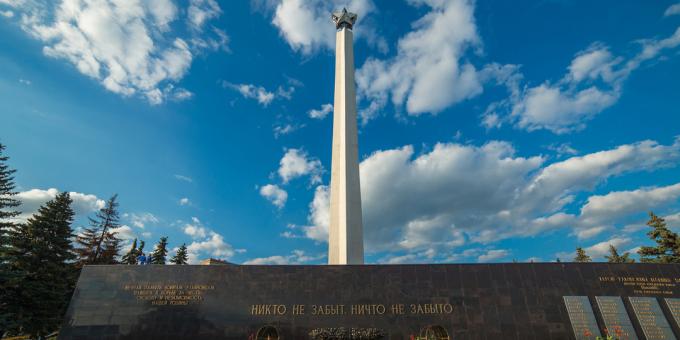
[{"xmin": 331, "ymin": 8, "xmax": 357, "ymax": 30}]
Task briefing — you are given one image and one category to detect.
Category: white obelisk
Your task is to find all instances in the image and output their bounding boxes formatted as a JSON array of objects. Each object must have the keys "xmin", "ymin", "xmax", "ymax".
[{"xmin": 328, "ymin": 8, "xmax": 364, "ymax": 265}]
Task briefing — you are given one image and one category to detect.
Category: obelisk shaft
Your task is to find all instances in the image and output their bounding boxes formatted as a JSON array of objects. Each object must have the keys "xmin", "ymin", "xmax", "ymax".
[{"xmin": 328, "ymin": 25, "xmax": 364, "ymax": 265}]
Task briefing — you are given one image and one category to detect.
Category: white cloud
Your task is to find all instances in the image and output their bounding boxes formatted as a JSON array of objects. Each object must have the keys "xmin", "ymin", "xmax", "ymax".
[
  {"xmin": 109, "ymin": 225, "xmax": 136, "ymax": 240},
  {"xmin": 278, "ymin": 148, "xmax": 323, "ymax": 184},
  {"xmin": 308, "ymin": 103, "xmax": 333, "ymax": 119},
  {"xmin": 243, "ymin": 249, "xmax": 323, "ymax": 265},
  {"xmin": 273, "ymin": 123, "xmax": 304, "ymax": 138},
  {"xmin": 477, "ymin": 249, "xmax": 510, "ymax": 263},
  {"xmin": 488, "ymin": 28, "xmax": 680, "ymax": 133},
  {"xmin": 186, "ymin": 232, "xmax": 234, "ymax": 264},
  {"xmin": 223, "ymin": 82, "xmax": 275, "ymax": 106},
  {"xmin": 356, "ymin": 0, "xmax": 483, "ymax": 121},
  {"xmin": 577, "ymin": 183, "xmax": 680, "ymax": 229},
  {"xmin": 259, "ymin": 184, "xmax": 288, "ymax": 209},
  {"xmin": 179, "ymin": 216, "xmax": 234, "ymax": 263},
  {"xmin": 222, "ymin": 80, "xmax": 299, "ymax": 106},
  {"xmin": 179, "ymin": 197, "xmax": 191, "ymax": 206},
  {"xmin": 18, "ymin": 78, "xmax": 31, "ymax": 86},
  {"xmin": 1, "ymin": 9, "xmax": 14, "ymax": 17},
  {"xmin": 14, "ymin": 188, "xmax": 105, "ymax": 222},
  {"xmin": 299, "ymin": 138, "xmax": 680, "ymax": 257},
  {"xmin": 665, "ymin": 3, "xmax": 680, "ymax": 17},
  {"xmin": 125, "ymin": 212, "xmax": 158, "ymax": 228},
  {"xmin": 557, "ymin": 236, "xmax": 631, "ymax": 261},
  {"xmin": 188, "ymin": 0, "xmax": 220, "ymax": 30},
  {"xmin": 174, "ymin": 174, "xmax": 193, "ymax": 183},
  {"xmin": 265, "ymin": 0, "xmax": 385, "ymax": 54},
  {"xmin": 9, "ymin": 0, "xmax": 227, "ymax": 104}
]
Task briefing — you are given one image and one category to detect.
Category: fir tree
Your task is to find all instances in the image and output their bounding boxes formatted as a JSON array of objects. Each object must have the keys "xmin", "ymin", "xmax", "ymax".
[
  {"xmin": 149, "ymin": 236, "xmax": 169, "ymax": 264},
  {"xmin": 0, "ymin": 143, "xmax": 21, "ymax": 334},
  {"xmin": 171, "ymin": 243, "xmax": 189, "ymax": 265},
  {"xmin": 605, "ymin": 244, "xmax": 635, "ymax": 263},
  {"xmin": 74, "ymin": 195, "xmax": 122, "ymax": 265},
  {"xmin": 574, "ymin": 247, "xmax": 592, "ymax": 262},
  {"xmin": 6, "ymin": 192, "xmax": 76, "ymax": 336},
  {"xmin": 638, "ymin": 212, "xmax": 680, "ymax": 263},
  {"xmin": 100, "ymin": 231, "xmax": 122, "ymax": 264},
  {"xmin": 137, "ymin": 240, "xmax": 145, "ymax": 256},
  {"xmin": 121, "ymin": 239, "xmax": 138, "ymax": 264}
]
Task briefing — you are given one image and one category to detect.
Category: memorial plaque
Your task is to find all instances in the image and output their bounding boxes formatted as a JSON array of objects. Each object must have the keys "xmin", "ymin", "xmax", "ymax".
[
  {"xmin": 564, "ymin": 296, "xmax": 601, "ymax": 339},
  {"xmin": 629, "ymin": 297, "xmax": 676, "ymax": 340},
  {"xmin": 59, "ymin": 263, "xmax": 680, "ymax": 339},
  {"xmin": 666, "ymin": 298, "xmax": 680, "ymax": 329},
  {"xmin": 596, "ymin": 296, "xmax": 639, "ymax": 340}
]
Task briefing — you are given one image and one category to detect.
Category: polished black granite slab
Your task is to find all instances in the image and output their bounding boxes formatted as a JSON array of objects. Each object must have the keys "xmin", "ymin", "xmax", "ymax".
[{"xmin": 58, "ymin": 263, "xmax": 680, "ymax": 340}]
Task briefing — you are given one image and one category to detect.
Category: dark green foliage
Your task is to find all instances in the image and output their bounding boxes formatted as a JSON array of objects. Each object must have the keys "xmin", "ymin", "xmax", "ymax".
[
  {"xmin": 605, "ymin": 245, "xmax": 635, "ymax": 263},
  {"xmin": 73, "ymin": 195, "xmax": 122, "ymax": 265},
  {"xmin": 638, "ymin": 212, "xmax": 680, "ymax": 263},
  {"xmin": 574, "ymin": 247, "xmax": 591, "ymax": 262},
  {"xmin": 6, "ymin": 192, "xmax": 76, "ymax": 336},
  {"xmin": 121, "ymin": 239, "xmax": 138, "ymax": 264},
  {"xmin": 149, "ymin": 237, "xmax": 169, "ymax": 265},
  {"xmin": 0, "ymin": 143, "xmax": 21, "ymax": 333},
  {"xmin": 171, "ymin": 243, "xmax": 189, "ymax": 265}
]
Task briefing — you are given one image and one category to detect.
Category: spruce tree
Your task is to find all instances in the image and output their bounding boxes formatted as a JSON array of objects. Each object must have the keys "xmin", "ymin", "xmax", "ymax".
[
  {"xmin": 574, "ymin": 247, "xmax": 592, "ymax": 262},
  {"xmin": 605, "ymin": 244, "xmax": 635, "ymax": 263},
  {"xmin": 638, "ymin": 212, "xmax": 680, "ymax": 263},
  {"xmin": 0, "ymin": 143, "xmax": 21, "ymax": 334},
  {"xmin": 149, "ymin": 236, "xmax": 169, "ymax": 264},
  {"xmin": 137, "ymin": 240, "xmax": 145, "ymax": 256},
  {"xmin": 74, "ymin": 195, "xmax": 122, "ymax": 265},
  {"xmin": 121, "ymin": 239, "xmax": 138, "ymax": 264},
  {"xmin": 171, "ymin": 243, "xmax": 189, "ymax": 265},
  {"xmin": 6, "ymin": 192, "xmax": 76, "ymax": 336}
]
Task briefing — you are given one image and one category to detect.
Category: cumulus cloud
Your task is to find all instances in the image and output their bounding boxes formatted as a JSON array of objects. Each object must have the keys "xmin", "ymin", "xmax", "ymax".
[
  {"xmin": 557, "ymin": 236, "xmax": 632, "ymax": 261},
  {"xmin": 259, "ymin": 184, "xmax": 288, "ymax": 209},
  {"xmin": 278, "ymin": 148, "xmax": 323, "ymax": 184},
  {"xmin": 243, "ymin": 249, "xmax": 323, "ymax": 265},
  {"xmin": 356, "ymin": 0, "xmax": 484, "ymax": 121},
  {"xmin": 575, "ymin": 183, "xmax": 680, "ymax": 234},
  {"xmin": 260, "ymin": 0, "xmax": 385, "ymax": 54},
  {"xmin": 308, "ymin": 103, "xmax": 333, "ymax": 119},
  {"xmin": 299, "ymin": 138, "xmax": 680, "ymax": 259},
  {"xmin": 486, "ymin": 27, "xmax": 680, "ymax": 133},
  {"xmin": 179, "ymin": 197, "xmax": 191, "ymax": 206},
  {"xmin": 7, "ymin": 0, "xmax": 227, "ymax": 104},
  {"xmin": 14, "ymin": 188, "xmax": 105, "ymax": 222},
  {"xmin": 179, "ymin": 217, "xmax": 234, "ymax": 263}
]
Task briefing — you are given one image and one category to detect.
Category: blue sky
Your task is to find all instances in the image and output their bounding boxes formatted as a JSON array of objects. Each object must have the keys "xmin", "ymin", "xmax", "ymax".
[{"xmin": 1, "ymin": 0, "xmax": 679, "ymax": 264}]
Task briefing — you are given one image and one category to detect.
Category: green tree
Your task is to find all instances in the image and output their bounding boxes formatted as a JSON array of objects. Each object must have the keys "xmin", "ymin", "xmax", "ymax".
[
  {"xmin": 574, "ymin": 247, "xmax": 592, "ymax": 262},
  {"xmin": 6, "ymin": 192, "xmax": 76, "ymax": 337},
  {"xmin": 74, "ymin": 195, "xmax": 122, "ymax": 265},
  {"xmin": 137, "ymin": 240, "xmax": 145, "ymax": 256},
  {"xmin": 0, "ymin": 143, "xmax": 21, "ymax": 334},
  {"xmin": 149, "ymin": 236, "xmax": 169, "ymax": 264},
  {"xmin": 121, "ymin": 239, "xmax": 138, "ymax": 264},
  {"xmin": 605, "ymin": 244, "xmax": 635, "ymax": 263},
  {"xmin": 170, "ymin": 243, "xmax": 189, "ymax": 265},
  {"xmin": 638, "ymin": 212, "xmax": 680, "ymax": 263}
]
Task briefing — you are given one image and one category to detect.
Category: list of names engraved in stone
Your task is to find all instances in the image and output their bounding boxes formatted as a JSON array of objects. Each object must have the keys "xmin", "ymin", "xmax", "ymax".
[
  {"xmin": 564, "ymin": 296, "xmax": 601, "ymax": 339},
  {"xmin": 595, "ymin": 296, "xmax": 639, "ymax": 340},
  {"xmin": 629, "ymin": 297, "xmax": 676, "ymax": 340},
  {"xmin": 665, "ymin": 298, "xmax": 680, "ymax": 328}
]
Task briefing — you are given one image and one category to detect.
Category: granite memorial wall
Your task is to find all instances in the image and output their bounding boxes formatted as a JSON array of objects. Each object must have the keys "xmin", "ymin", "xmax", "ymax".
[{"xmin": 58, "ymin": 263, "xmax": 680, "ymax": 339}]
